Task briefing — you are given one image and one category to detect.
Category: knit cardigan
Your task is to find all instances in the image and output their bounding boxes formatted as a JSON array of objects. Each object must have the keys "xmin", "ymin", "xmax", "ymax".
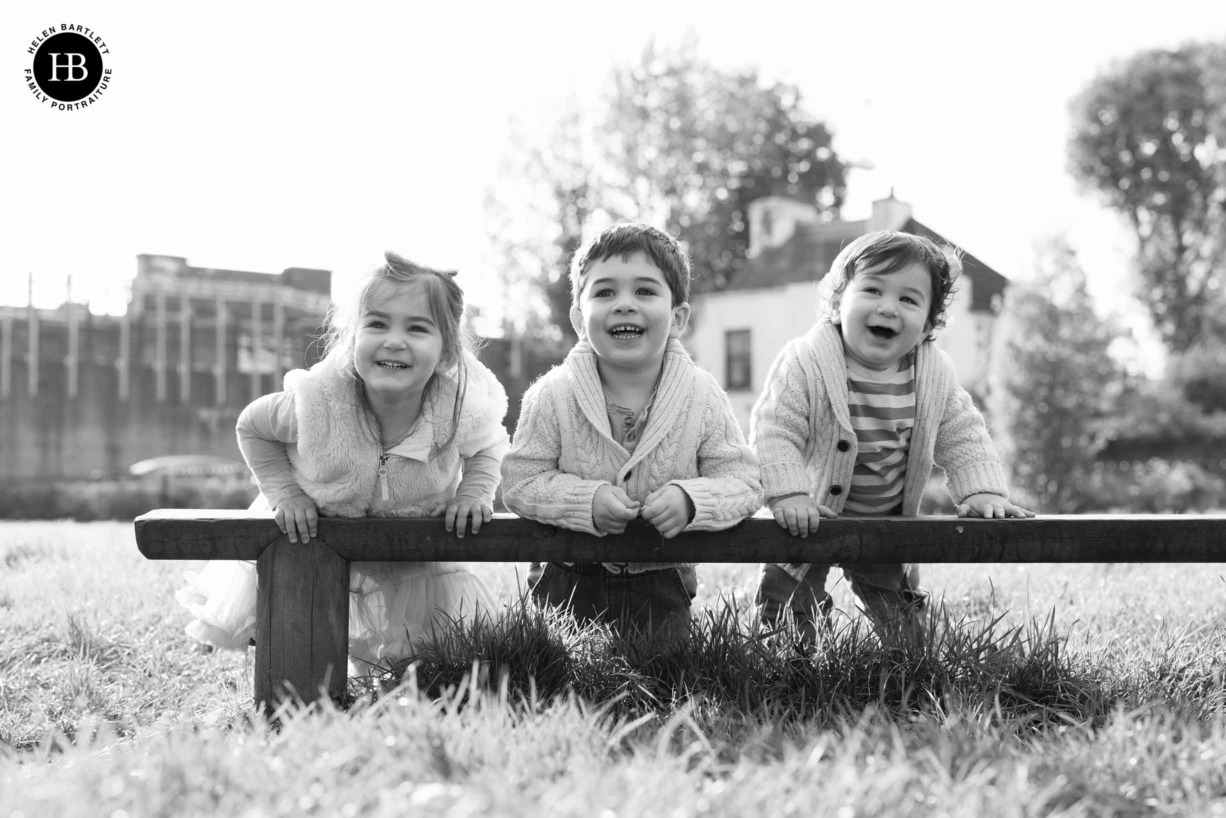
[
  {"xmin": 750, "ymin": 321, "xmax": 1008, "ymax": 519},
  {"xmin": 266, "ymin": 349, "xmax": 509, "ymax": 518},
  {"xmin": 501, "ymin": 338, "xmax": 762, "ymax": 571}
]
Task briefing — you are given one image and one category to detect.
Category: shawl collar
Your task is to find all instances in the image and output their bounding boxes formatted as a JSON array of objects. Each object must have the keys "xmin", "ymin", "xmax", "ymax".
[{"xmin": 563, "ymin": 338, "xmax": 698, "ymax": 468}]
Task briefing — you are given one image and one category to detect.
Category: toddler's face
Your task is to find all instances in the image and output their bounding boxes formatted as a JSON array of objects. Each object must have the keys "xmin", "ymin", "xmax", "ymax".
[
  {"xmin": 569, "ymin": 252, "xmax": 690, "ymax": 376},
  {"xmin": 836, "ymin": 261, "xmax": 932, "ymax": 371},
  {"xmin": 353, "ymin": 281, "xmax": 446, "ymax": 399}
]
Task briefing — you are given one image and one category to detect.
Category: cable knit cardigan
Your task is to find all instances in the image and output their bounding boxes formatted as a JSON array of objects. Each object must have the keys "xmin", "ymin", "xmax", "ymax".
[
  {"xmin": 751, "ymin": 321, "xmax": 1008, "ymax": 518},
  {"xmin": 501, "ymin": 338, "xmax": 762, "ymax": 573}
]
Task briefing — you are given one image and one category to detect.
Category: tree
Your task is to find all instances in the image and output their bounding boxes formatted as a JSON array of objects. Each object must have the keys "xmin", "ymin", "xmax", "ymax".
[
  {"xmin": 483, "ymin": 101, "xmax": 603, "ymax": 343},
  {"xmin": 989, "ymin": 237, "xmax": 1125, "ymax": 513},
  {"xmin": 1068, "ymin": 42, "xmax": 1226, "ymax": 354},
  {"xmin": 605, "ymin": 39, "xmax": 847, "ymax": 292},
  {"xmin": 485, "ymin": 40, "xmax": 849, "ymax": 335}
]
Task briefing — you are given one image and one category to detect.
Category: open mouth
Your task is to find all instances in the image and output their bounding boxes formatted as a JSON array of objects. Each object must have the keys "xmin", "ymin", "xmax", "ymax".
[
  {"xmin": 608, "ymin": 324, "xmax": 644, "ymax": 340},
  {"xmin": 869, "ymin": 326, "xmax": 898, "ymax": 340},
  {"xmin": 376, "ymin": 361, "xmax": 409, "ymax": 370}
]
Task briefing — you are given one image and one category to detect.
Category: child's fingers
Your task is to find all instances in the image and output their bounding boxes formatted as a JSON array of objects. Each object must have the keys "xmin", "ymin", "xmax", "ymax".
[{"xmin": 444, "ymin": 504, "xmax": 458, "ymax": 532}]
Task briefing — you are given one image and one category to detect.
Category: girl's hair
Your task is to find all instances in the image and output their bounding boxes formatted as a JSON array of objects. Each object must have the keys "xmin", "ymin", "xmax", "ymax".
[
  {"xmin": 322, "ymin": 251, "xmax": 476, "ymax": 456},
  {"xmin": 818, "ymin": 230, "xmax": 962, "ymax": 341}
]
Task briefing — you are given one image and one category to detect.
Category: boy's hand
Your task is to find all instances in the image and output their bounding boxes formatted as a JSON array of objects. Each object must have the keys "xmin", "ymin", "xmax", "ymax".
[
  {"xmin": 768, "ymin": 494, "xmax": 834, "ymax": 538},
  {"xmin": 641, "ymin": 485, "xmax": 695, "ymax": 540},
  {"xmin": 593, "ymin": 484, "xmax": 640, "ymax": 534},
  {"xmin": 956, "ymin": 493, "xmax": 1035, "ymax": 519},
  {"xmin": 446, "ymin": 496, "xmax": 493, "ymax": 538},
  {"xmin": 274, "ymin": 494, "xmax": 318, "ymax": 544}
]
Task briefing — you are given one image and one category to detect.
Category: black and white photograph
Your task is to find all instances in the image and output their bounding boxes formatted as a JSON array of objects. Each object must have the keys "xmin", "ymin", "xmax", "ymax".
[{"xmin": 5, "ymin": 2, "xmax": 1226, "ymax": 814}]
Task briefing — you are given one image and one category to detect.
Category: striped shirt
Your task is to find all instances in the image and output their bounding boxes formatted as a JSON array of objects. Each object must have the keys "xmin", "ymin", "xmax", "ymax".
[{"xmin": 843, "ymin": 350, "xmax": 916, "ymax": 515}]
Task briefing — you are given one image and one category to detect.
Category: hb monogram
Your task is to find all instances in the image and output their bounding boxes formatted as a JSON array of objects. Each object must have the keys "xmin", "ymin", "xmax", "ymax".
[{"xmin": 48, "ymin": 53, "xmax": 89, "ymax": 82}]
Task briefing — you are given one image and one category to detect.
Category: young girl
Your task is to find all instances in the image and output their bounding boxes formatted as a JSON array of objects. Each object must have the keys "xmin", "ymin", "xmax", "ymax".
[{"xmin": 176, "ymin": 252, "xmax": 510, "ymax": 671}]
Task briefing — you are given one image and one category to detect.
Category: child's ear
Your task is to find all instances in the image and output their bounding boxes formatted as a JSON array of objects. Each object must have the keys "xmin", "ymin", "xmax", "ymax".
[
  {"xmin": 569, "ymin": 305, "xmax": 586, "ymax": 340},
  {"xmin": 669, "ymin": 301, "xmax": 692, "ymax": 339}
]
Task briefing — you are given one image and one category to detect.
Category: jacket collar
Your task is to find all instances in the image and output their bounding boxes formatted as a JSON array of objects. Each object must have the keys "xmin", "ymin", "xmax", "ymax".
[{"xmin": 565, "ymin": 338, "xmax": 696, "ymax": 462}]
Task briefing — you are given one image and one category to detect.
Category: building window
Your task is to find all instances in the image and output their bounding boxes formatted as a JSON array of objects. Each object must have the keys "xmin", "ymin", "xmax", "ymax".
[{"xmin": 725, "ymin": 329, "xmax": 751, "ymax": 390}]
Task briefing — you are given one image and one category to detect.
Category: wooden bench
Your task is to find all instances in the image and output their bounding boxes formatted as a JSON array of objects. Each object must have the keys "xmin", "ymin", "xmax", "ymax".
[{"xmin": 134, "ymin": 509, "xmax": 1226, "ymax": 713}]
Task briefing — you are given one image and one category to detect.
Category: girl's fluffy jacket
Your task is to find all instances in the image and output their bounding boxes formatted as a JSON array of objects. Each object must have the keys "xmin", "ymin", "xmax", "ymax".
[{"xmin": 285, "ymin": 349, "xmax": 508, "ymax": 517}]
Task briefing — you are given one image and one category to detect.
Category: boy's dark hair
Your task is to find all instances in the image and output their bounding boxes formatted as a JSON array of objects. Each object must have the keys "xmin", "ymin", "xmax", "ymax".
[
  {"xmin": 819, "ymin": 230, "xmax": 962, "ymax": 341},
  {"xmin": 569, "ymin": 223, "xmax": 691, "ymax": 307}
]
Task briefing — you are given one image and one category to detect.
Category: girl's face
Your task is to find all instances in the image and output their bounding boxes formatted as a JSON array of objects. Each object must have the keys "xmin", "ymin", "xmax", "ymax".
[
  {"xmin": 835, "ymin": 261, "xmax": 932, "ymax": 371},
  {"xmin": 353, "ymin": 281, "xmax": 447, "ymax": 401}
]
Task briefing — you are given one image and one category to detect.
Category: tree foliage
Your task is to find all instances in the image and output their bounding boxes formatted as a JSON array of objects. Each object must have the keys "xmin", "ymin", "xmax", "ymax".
[
  {"xmin": 604, "ymin": 40, "xmax": 847, "ymax": 292},
  {"xmin": 1068, "ymin": 42, "xmax": 1226, "ymax": 353},
  {"xmin": 485, "ymin": 39, "xmax": 848, "ymax": 337},
  {"xmin": 989, "ymin": 238, "xmax": 1125, "ymax": 513}
]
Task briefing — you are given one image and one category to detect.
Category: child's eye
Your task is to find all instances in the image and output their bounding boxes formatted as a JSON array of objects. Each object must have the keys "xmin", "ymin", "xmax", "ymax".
[
  {"xmin": 592, "ymin": 288, "xmax": 615, "ymax": 298},
  {"xmin": 635, "ymin": 287, "xmax": 658, "ymax": 297},
  {"xmin": 408, "ymin": 324, "xmax": 431, "ymax": 334},
  {"xmin": 365, "ymin": 319, "xmax": 386, "ymax": 329}
]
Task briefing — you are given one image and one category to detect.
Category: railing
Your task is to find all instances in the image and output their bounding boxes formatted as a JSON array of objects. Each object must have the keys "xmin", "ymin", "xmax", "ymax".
[{"xmin": 134, "ymin": 509, "xmax": 1226, "ymax": 713}]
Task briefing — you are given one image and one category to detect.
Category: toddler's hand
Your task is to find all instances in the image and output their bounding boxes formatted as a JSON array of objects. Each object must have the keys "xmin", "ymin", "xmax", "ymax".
[
  {"xmin": 769, "ymin": 494, "xmax": 834, "ymax": 538},
  {"xmin": 592, "ymin": 484, "xmax": 640, "ymax": 534},
  {"xmin": 274, "ymin": 493, "xmax": 318, "ymax": 544},
  {"xmin": 641, "ymin": 484, "xmax": 695, "ymax": 539},
  {"xmin": 446, "ymin": 496, "xmax": 493, "ymax": 538},
  {"xmin": 956, "ymin": 493, "xmax": 1035, "ymax": 519}
]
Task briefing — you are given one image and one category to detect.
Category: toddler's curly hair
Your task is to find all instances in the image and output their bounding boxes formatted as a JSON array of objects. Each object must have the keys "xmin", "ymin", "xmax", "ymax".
[{"xmin": 818, "ymin": 230, "xmax": 961, "ymax": 341}]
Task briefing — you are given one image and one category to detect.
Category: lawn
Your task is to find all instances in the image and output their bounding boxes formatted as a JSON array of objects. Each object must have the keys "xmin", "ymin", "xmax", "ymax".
[{"xmin": 2, "ymin": 521, "xmax": 1226, "ymax": 816}]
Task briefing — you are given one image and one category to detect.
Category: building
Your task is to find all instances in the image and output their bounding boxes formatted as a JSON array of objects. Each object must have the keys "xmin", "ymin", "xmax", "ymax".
[
  {"xmin": 684, "ymin": 195, "xmax": 1011, "ymax": 429},
  {"xmin": 0, "ymin": 255, "xmax": 331, "ymax": 481}
]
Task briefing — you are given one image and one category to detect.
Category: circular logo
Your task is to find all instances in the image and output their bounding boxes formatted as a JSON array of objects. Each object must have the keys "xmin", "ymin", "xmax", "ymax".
[
  {"xmin": 24, "ymin": 25, "xmax": 112, "ymax": 110},
  {"xmin": 33, "ymin": 33, "xmax": 103, "ymax": 101}
]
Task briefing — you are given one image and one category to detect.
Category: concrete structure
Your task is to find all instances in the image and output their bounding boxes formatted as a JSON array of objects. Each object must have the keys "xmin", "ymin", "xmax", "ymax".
[
  {"xmin": 685, "ymin": 195, "xmax": 1010, "ymax": 429},
  {"xmin": 0, "ymin": 256, "xmax": 331, "ymax": 481}
]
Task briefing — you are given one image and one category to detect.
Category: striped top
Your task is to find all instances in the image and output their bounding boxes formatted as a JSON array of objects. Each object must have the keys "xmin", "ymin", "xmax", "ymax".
[{"xmin": 843, "ymin": 350, "xmax": 916, "ymax": 515}]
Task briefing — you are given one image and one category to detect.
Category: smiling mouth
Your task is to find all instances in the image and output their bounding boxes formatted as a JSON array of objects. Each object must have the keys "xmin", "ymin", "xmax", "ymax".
[
  {"xmin": 376, "ymin": 361, "xmax": 409, "ymax": 370},
  {"xmin": 869, "ymin": 326, "xmax": 898, "ymax": 340},
  {"xmin": 608, "ymin": 324, "xmax": 644, "ymax": 339}
]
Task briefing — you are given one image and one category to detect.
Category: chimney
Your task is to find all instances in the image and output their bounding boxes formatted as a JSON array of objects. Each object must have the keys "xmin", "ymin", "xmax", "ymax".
[
  {"xmin": 747, "ymin": 196, "xmax": 820, "ymax": 258},
  {"xmin": 868, "ymin": 190, "xmax": 913, "ymax": 232}
]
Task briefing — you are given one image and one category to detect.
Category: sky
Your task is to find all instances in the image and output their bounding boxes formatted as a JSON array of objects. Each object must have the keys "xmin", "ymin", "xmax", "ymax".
[{"xmin": 5, "ymin": 1, "xmax": 1224, "ymax": 373}]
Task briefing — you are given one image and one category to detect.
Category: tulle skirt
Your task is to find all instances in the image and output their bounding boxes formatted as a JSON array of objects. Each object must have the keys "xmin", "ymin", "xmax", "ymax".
[{"xmin": 176, "ymin": 559, "xmax": 496, "ymax": 668}]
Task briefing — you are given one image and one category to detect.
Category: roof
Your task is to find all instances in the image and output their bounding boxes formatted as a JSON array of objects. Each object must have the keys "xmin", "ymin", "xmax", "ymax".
[{"xmin": 723, "ymin": 215, "xmax": 1010, "ymax": 313}]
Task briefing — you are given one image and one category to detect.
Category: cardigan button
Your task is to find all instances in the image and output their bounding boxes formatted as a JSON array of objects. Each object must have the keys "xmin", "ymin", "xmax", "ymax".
[
  {"xmin": 836, "ymin": 439, "xmax": 850, "ymax": 452},
  {"xmin": 829, "ymin": 485, "xmax": 843, "ymax": 496}
]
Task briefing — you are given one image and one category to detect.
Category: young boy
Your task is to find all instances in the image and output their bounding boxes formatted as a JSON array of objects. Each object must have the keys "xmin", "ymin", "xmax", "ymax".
[
  {"xmin": 752, "ymin": 230, "xmax": 1033, "ymax": 647},
  {"xmin": 501, "ymin": 223, "xmax": 762, "ymax": 642}
]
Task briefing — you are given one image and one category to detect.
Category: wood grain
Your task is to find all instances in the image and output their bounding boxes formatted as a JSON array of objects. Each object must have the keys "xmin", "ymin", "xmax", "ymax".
[{"xmin": 137, "ymin": 511, "xmax": 1226, "ymax": 564}]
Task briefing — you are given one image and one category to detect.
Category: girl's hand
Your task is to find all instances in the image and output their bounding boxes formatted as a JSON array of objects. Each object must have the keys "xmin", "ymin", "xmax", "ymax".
[
  {"xmin": 592, "ymin": 485, "xmax": 640, "ymax": 534},
  {"xmin": 446, "ymin": 496, "xmax": 493, "ymax": 538},
  {"xmin": 641, "ymin": 485, "xmax": 695, "ymax": 539},
  {"xmin": 769, "ymin": 494, "xmax": 835, "ymax": 538},
  {"xmin": 274, "ymin": 494, "xmax": 318, "ymax": 544},
  {"xmin": 956, "ymin": 493, "xmax": 1035, "ymax": 519}
]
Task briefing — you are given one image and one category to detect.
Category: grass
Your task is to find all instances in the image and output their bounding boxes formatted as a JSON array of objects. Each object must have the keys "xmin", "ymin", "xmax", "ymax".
[{"xmin": 2, "ymin": 522, "xmax": 1226, "ymax": 815}]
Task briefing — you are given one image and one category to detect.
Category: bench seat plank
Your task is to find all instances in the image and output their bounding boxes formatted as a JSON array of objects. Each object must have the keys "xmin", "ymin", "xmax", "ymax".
[{"xmin": 135, "ymin": 510, "xmax": 1226, "ymax": 564}]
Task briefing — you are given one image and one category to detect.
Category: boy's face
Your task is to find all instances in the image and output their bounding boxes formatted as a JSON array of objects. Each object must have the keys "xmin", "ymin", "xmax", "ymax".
[
  {"xmin": 835, "ymin": 261, "xmax": 932, "ymax": 371},
  {"xmin": 569, "ymin": 252, "xmax": 690, "ymax": 377}
]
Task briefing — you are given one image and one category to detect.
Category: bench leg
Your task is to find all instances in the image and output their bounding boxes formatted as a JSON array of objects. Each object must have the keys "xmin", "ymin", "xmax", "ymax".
[{"xmin": 255, "ymin": 536, "xmax": 349, "ymax": 715}]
